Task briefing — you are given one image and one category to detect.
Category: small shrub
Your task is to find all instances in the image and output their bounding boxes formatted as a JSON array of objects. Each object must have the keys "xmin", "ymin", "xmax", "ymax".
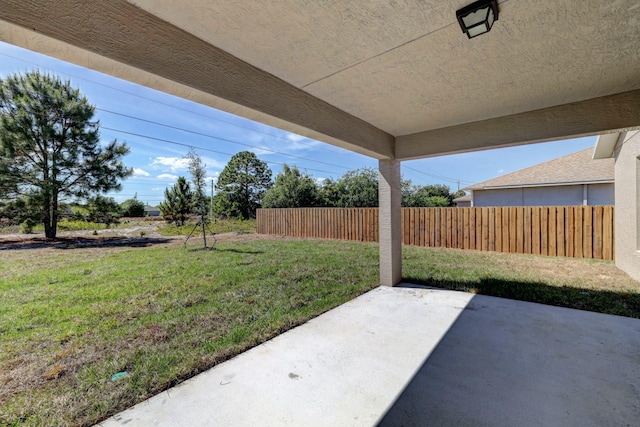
[
  {"xmin": 121, "ymin": 199, "xmax": 146, "ymax": 217},
  {"xmin": 20, "ymin": 218, "xmax": 36, "ymax": 234}
]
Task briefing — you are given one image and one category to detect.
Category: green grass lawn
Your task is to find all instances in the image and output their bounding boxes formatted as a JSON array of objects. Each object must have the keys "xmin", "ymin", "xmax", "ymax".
[
  {"xmin": 403, "ymin": 246, "xmax": 640, "ymax": 318},
  {"xmin": 1, "ymin": 237, "xmax": 638, "ymax": 425},
  {"xmin": 0, "ymin": 238, "xmax": 378, "ymax": 426},
  {"xmin": 156, "ymin": 218, "xmax": 256, "ymax": 236}
]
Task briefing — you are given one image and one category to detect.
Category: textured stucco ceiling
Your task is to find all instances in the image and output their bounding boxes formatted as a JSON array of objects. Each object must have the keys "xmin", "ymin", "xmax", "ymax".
[
  {"xmin": 1, "ymin": 0, "xmax": 640, "ymax": 159},
  {"xmin": 130, "ymin": 0, "xmax": 640, "ymax": 135}
]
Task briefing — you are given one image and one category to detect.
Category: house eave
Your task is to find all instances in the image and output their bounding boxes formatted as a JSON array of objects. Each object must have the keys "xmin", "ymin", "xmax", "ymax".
[
  {"xmin": 593, "ymin": 132, "xmax": 626, "ymax": 159},
  {"xmin": 467, "ymin": 180, "xmax": 614, "ymax": 191}
]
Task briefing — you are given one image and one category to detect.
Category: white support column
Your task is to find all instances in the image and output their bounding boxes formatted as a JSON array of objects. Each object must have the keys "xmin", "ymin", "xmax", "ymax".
[{"xmin": 378, "ymin": 159, "xmax": 402, "ymax": 286}]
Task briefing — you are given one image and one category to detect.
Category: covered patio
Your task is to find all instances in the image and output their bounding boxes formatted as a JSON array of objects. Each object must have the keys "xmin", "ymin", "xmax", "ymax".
[
  {"xmin": 98, "ymin": 286, "xmax": 640, "ymax": 426},
  {"xmin": 1, "ymin": 2, "xmax": 639, "ymax": 425}
]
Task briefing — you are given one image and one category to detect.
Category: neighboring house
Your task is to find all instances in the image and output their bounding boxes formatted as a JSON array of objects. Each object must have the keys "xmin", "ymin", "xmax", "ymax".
[
  {"xmin": 452, "ymin": 194, "xmax": 471, "ymax": 207},
  {"xmin": 462, "ymin": 148, "xmax": 614, "ymax": 207},
  {"xmin": 144, "ymin": 205, "xmax": 161, "ymax": 217},
  {"xmin": 593, "ymin": 131, "xmax": 640, "ymax": 282}
]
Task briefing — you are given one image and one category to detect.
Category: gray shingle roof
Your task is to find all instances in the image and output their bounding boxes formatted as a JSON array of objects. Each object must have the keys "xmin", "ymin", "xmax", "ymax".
[
  {"xmin": 464, "ymin": 148, "xmax": 614, "ymax": 190},
  {"xmin": 453, "ymin": 194, "xmax": 472, "ymax": 202}
]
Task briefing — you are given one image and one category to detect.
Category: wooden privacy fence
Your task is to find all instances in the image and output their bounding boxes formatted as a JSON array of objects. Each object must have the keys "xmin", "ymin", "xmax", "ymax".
[
  {"xmin": 257, "ymin": 208, "xmax": 379, "ymax": 242},
  {"xmin": 256, "ymin": 206, "xmax": 614, "ymax": 260}
]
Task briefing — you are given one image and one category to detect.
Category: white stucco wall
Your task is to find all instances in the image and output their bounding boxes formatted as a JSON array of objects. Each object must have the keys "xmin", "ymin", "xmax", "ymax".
[
  {"xmin": 522, "ymin": 186, "xmax": 584, "ymax": 206},
  {"xmin": 613, "ymin": 131, "xmax": 640, "ymax": 282},
  {"xmin": 472, "ymin": 184, "xmax": 613, "ymax": 207},
  {"xmin": 473, "ymin": 188, "xmax": 525, "ymax": 206},
  {"xmin": 587, "ymin": 183, "xmax": 615, "ymax": 205}
]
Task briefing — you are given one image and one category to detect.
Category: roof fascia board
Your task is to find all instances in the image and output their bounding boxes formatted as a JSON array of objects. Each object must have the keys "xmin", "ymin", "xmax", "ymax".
[
  {"xmin": 593, "ymin": 132, "xmax": 625, "ymax": 159},
  {"xmin": 396, "ymin": 90, "xmax": 640, "ymax": 160},
  {"xmin": 469, "ymin": 180, "xmax": 614, "ymax": 191}
]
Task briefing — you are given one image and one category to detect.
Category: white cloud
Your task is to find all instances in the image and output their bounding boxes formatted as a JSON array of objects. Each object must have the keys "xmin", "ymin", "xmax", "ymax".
[
  {"xmin": 250, "ymin": 146, "xmax": 273, "ymax": 156},
  {"xmin": 199, "ymin": 156, "xmax": 226, "ymax": 171},
  {"xmin": 498, "ymin": 169, "xmax": 505, "ymax": 174},
  {"xmin": 284, "ymin": 132, "xmax": 322, "ymax": 151},
  {"xmin": 285, "ymin": 133, "xmax": 305, "ymax": 142},
  {"xmin": 150, "ymin": 155, "xmax": 226, "ymax": 175},
  {"xmin": 243, "ymin": 131, "xmax": 323, "ymax": 156},
  {"xmin": 151, "ymin": 157, "xmax": 190, "ymax": 172},
  {"xmin": 315, "ymin": 177, "xmax": 326, "ymax": 184},
  {"xmin": 132, "ymin": 168, "xmax": 150, "ymax": 177},
  {"xmin": 157, "ymin": 174, "xmax": 178, "ymax": 180}
]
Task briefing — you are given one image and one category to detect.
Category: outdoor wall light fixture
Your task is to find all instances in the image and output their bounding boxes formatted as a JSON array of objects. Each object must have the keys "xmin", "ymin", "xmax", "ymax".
[{"xmin": 456, "ymin": 0, "xmax": 499, "ymax": 39}]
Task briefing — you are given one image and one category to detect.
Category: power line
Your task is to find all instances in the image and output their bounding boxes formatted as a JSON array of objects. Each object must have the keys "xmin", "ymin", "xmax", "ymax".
[
  {"xmin": 100, "ymin": 111, "xmax": 469, "ymax": 185},
  {"xmin": 403, "ymin": 165, "xmax": 473, "ymax": 185},
  {"xmin": 105, "ymin": 117, "xmax": 467, "ymax": 184},
  {"xmin": 101, "ymin": 127, "xmax": 343, "ymax": 176},
  {"xmin": 96, "ymin": 108, "xmax": 352, "ymax": 170}
]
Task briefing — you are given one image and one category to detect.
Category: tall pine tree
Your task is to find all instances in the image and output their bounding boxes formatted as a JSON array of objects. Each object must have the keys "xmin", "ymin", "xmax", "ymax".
[
  {"xmin": 0, "ymin": 71, "xmax": 131, "ymax": 238},
  {"xmin": 214, "ymin": 151, "xmax": 272, "ymax": 219},
  {"xmin": 158, "ymin": 176, "xmax": 193, "ymax": 225}
]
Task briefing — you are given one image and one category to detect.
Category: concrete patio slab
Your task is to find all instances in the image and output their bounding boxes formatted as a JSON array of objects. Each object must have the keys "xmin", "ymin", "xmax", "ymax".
[{"xmin": 99, "ymin": 286, "xmax": 640, "ymax": 426}]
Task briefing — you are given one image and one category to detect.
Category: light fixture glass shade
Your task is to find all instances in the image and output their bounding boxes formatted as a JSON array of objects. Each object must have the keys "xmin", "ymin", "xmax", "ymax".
[
  {"xmin": 467, "ymin": 23, "xmax": 489, "ymax": 38},
  {"xmin": 461, "ymin": 9, "xmax": 487, "ymax": 27},
  {"xmin": 456, "ymin": 0, "xmax": 499, "ymax": 39}
]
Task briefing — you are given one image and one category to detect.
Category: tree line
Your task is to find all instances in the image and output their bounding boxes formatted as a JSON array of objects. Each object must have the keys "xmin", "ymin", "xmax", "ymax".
[
  {"xmin": 159, "ymin": 150, "xmax": 465, "ymax": 222},
  {"xmin": 262, "ymin": 163, "xmax": 464, "ymax": 210},
  {"xmin": 0, "ymin": 193, "xmax": 148, "ymax": 229}
]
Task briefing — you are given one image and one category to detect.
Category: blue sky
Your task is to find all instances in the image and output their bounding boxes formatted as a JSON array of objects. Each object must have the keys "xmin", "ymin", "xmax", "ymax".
[{"xmin": 0, "ymin": 41, "xmax": 596, "ymax": 206}]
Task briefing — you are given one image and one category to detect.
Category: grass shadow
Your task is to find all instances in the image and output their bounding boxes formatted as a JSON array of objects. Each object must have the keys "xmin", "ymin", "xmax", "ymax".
[
  {"xmin": 403, "ymin": 276, "xmax": 640, "ymax": 319},
  {"xmin": 183, "ymin": 246, "xmax": 264, "ymax": 254},
  {"xmin": 215, "ymin": 248, "xmax": 264, "ymax": 254},
  {"xmin": 0, "ymin": 236, "xmax": 175, "ymax": 250}
]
